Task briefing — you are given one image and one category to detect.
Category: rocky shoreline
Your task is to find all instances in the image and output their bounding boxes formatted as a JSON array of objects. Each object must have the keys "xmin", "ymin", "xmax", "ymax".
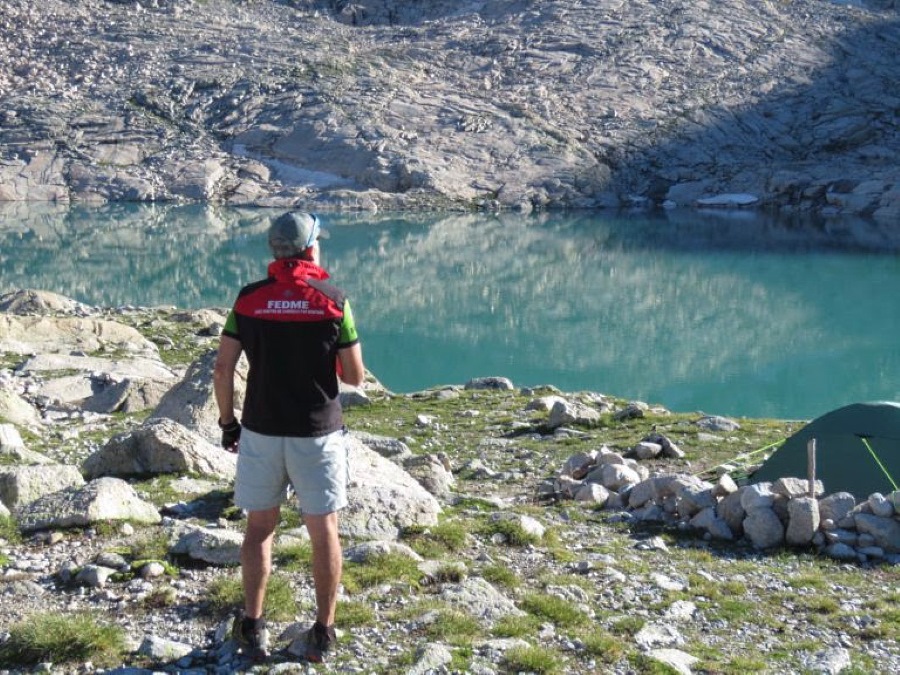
[
  {"xmin": 1, "ymin": 0, "xmax": 898, "ymax": 220},
  {"xmin": 1, "ymin": 288, "xmax": 899, "ymax": 674}
]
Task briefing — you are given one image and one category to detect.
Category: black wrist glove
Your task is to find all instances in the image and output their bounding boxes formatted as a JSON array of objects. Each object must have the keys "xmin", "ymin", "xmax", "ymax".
[{"xmin": 219, "ymin": 418, "xmax": 241, "ymax": 451}]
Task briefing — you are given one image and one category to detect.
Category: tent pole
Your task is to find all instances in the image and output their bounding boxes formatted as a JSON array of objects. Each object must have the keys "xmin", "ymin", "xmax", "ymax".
[{"xmin": 807, "ymin": 438, "xmax": 817, "ymax": 498}]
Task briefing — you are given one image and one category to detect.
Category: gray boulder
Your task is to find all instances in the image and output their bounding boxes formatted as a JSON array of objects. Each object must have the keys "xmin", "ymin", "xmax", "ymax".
[
  {"xmin": 786, "ymin": 496, "xmax": 820, "ymax": 546},
  {"xmin": 169, "ymin": 524, "xmax": 243, "ymax": 566},
  {"xmin": 647, "ymin": 648, "xmax": 700, "ymax": 675},
  {"xmin": 575, "ymin": 482, "xmax": 610, "ymax": 506},
  {"xmin": 19, "ymin": 352, "xmax": 176, "ymax": 382},
  {"xmin": 344, "ymin": 540, "xmax": 423, "ymax": 564},
  {"xmin": 548, "ymin": 399, "xmax": 601, "ymax": 429},
  {"xmin": 352, "ymin": 431, "xmax": 413, "ymax": 461},
  {"xmin": 0, "ymin": 424, "xmax": 53, "ymax": 465},
  {"xmin": 695, "ymin": 415, "xmax": 740, "ymax": 432},
  {"xmin": 16, "ymin": 477, "xmax": 161, "ymax": 532},
  {"xmin": 743, "ymin": 507, "xmax": 785, "ymax": 549},
  {"xmin": 0, "ymin": 315, "xmax": 159, "ymax": 358},
  {"xmin": 0, "ymin": 289, "xmax": 89, "ymax": 314},
  {"xmin": 690, "ymin": 507, "xmax": 734, "ymax": 541},
  {"xmin": 853, "ymin": 513, "xmax": 900, "ymax": 552},
  {"xmin": 634, "ymin": 441, "xmax": 663, "ymax": 460},
  {"xmin": 137, "ymin": 636, "xmax": 195, "ymax": 663},
  {"xmin": 0, "ymin": 424, "xmax": 26, "ymax": 453},
  {"xmin": 594, "ymin": 462, "xmax": 640, "ymax": 492},
  {"xmin": 83, "ymin": 418, "xmax": 236, "ymax": 480},
  {"xmin": 150, "ymin": 348, "xmax": 247, "ymax": 444},
  {"xmin": 628, "ymin": 477, "xmax": 659, "ymax": 509},
  {"xmin": 0, "ymin": 464, "xmax": 85, "ymax": 510},
  {"xmin": 465, "ymin": 377, "xmax": 514, "ymax": 391},
  {"xmin": 407, "ymin": 643, "xmax": 453, "ymax": 675},
  {"xmin": 402, "ymin": 454, "xmax": 455, "ymax": 502},
  {"xmin": 83, "ymin": 377, "xmax": 175, "ymax": 414},
  {"xmin": 867, "ymin": 493, "xmax": 895, "ymax": 518},
  {"xmin": 673, "ymin": 479, "xmax": 716, "ymax": 517},
  {"xmin": 741, "ymin": 483, "xmax": 775, "ymax": 511},
  {"xmin": 772, "ymin": 476, "xmax": 823, "ymax": 498},
  {"xmin": 341, "ymin": 434, "xmax": 441, "ymax": 540},
  {"xmin": 717, "ymin": 490, "xmax": 746, "ymax": 536},
  {"xmin": 0, "ymin": 387, "xmax": 41, "ymax": 426},
  {"xmin": 819, "ymin": 492, "xmax": 857, "ymax": 525},
  {"xmin": 712, "ymin": 473, "xmax": 739, "ymax": 497},
  {"xmin": 439, "ymin": 577, "xmax": 524, "ymax": 624}
]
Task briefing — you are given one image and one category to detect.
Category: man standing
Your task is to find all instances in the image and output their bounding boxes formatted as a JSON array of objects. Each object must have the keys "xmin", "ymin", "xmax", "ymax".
[{"xmin": 213, "ymin": 211, "xmax": 365, "ymax": 663}]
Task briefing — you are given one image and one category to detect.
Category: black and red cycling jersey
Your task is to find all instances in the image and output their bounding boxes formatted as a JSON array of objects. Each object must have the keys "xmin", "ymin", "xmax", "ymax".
[{"xmin": 222, "ymin": 257, "xmax": 359, "ymax": 437}]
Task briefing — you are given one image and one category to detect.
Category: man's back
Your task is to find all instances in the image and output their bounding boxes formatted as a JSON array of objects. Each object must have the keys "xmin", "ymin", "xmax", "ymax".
[{"xmin": 223, "ymin": 257, "xmax": 357, "ymax": 437}]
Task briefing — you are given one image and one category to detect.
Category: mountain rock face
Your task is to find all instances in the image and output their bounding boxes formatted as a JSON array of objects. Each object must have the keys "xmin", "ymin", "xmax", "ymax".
[{"xmin": 0, "ymin": 0, "xmax": 897, "ymax": 218}]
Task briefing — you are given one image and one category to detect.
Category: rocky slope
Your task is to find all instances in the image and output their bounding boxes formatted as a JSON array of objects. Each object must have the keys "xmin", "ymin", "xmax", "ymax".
[
  {"xmin": 0, "ymin": 0, "xmax": 898, "ymax": 219},
  {"xmin": 1, "ymin": 289, "xmax": 899, "ymax": 674}
]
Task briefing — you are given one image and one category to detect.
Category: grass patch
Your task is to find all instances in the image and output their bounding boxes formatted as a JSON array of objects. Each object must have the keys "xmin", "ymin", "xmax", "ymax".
[
  {"xmin": 341, "ymin": 552, "xmax": 423, "ymax": 594},
  {"xmin": 478, "ymin": 516, "xmax": 542, "ymax": 547},
  {"xmin": 274, "ymin": 540, "xmax": 313, "ymax": 571},
  {"xmin": 503, "ymin": 644, "xmax": 562, "ymax": 675},
  {"xmin": 205, "ymin": 573, "xmax": 296, "ymax": 621},
  {"xmin": 520, "ymin": 592, "xmax": 589, "ymax": 627},
  {"xmin": 0, "ymin": 515, "xmax": 21, "ymax": 544},
  {"xmin": 422, "ymin": 609, "xmax": 482, "ymax": 646},
  {"xmin": 798, "ymin": 595, "xmax": 840, "ymax": 615},
  {"xmin": 279, "ymin": 507, "xmax": 304, "ymax": 530},
  {"xmin": 0, "ymin": 612, "xmax": 127, "ymax": 668},
  {"xmin": 336, "ymin": 599, "xmax": 376, "ymax": 627},
  {"xmin": 402, "ymin": 519, "xmax": 469, "ymax": 557},
  {"xmin": 141, "ymin": 586, "xmax": 178, "ymax": 609},
  {"xmin": 631, "ymin": 652, "xmax": 690, "ymax": 673},
  {"xmin": 580, "ymin": 631, "xmax": 627, "ymax": 662},
  {"xmin": 492, "ymin": 614, "xmax": 541, "ymax": 638},
  {"xmin": 481, "ymin": 564, "xmax": 521, "ymax": 589},
  {"xmin": 710, "ymin": 598, "xmax": 756, "ymax": 623},
  {"xmin": 609, "ymin": 615, "xmax": 644, "ymax": 636},
  {"xmin": 125, "ymin": 530, "xmax": 171, "ymax": 562},
  {"xmin": 788, "ymin": 572, "xmax": 829, "ymax": 590}
]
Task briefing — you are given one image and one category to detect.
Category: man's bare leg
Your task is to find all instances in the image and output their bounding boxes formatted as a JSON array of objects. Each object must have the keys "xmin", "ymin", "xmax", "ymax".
[
  {"xmin": 242, "ymin": 507, "xmax": 280, "ymax": 618},
  {"xmin": 303, "ymin": 511, "xmax": 342, "ymax": 625}
]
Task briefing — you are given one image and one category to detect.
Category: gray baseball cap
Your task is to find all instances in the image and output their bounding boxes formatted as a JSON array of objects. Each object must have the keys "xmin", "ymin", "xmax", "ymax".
[{"xmin": 268, "ymin": 211, "xmax": 328, "ymax": 259}]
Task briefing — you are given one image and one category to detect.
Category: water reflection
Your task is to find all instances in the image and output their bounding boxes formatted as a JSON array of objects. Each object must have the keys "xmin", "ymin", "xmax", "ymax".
[{"xmin": 1, "ymin": 202, "xmax": 897, "ymax": 419}]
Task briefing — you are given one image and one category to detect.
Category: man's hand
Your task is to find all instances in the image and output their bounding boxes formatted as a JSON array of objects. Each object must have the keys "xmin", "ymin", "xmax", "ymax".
[{"xmin": 219, "ymin": 418, "xmax": 242, "ymax": 452}]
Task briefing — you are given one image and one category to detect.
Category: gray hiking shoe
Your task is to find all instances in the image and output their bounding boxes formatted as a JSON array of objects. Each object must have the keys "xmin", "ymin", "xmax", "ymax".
[
  {"xmin": 305, "ymin": 621, "xmax": 336, "ymax": 663},
  {"xmin": 232, "ymin": 613, "xmax": 269, "ymax": 662}
]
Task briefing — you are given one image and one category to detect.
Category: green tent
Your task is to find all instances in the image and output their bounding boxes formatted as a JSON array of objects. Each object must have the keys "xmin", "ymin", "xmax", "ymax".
[{"xmin": 751, "ymin": 401, "xmax": 900, "ymax": 500}]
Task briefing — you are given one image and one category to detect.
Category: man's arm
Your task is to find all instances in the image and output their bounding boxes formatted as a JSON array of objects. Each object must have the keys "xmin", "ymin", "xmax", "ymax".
[
  {"xmin": 337, "ymin": 343, "xmax": 365, "ymax": 387},
  {"xmin": 213, "ymin": 335, "xmax": 243, "ymax": 425}
]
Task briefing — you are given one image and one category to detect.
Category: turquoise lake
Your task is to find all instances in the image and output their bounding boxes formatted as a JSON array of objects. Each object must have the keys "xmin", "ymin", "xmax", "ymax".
[{"xmin": 1, "ymin": 202, "xmax": 898, "ymax": 421}]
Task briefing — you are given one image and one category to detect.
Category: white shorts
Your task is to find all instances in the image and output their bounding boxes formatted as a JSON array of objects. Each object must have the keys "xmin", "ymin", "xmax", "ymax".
[{"xmin": 234, "ymin": 427, "xmax": 349, "ymax": 515}]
